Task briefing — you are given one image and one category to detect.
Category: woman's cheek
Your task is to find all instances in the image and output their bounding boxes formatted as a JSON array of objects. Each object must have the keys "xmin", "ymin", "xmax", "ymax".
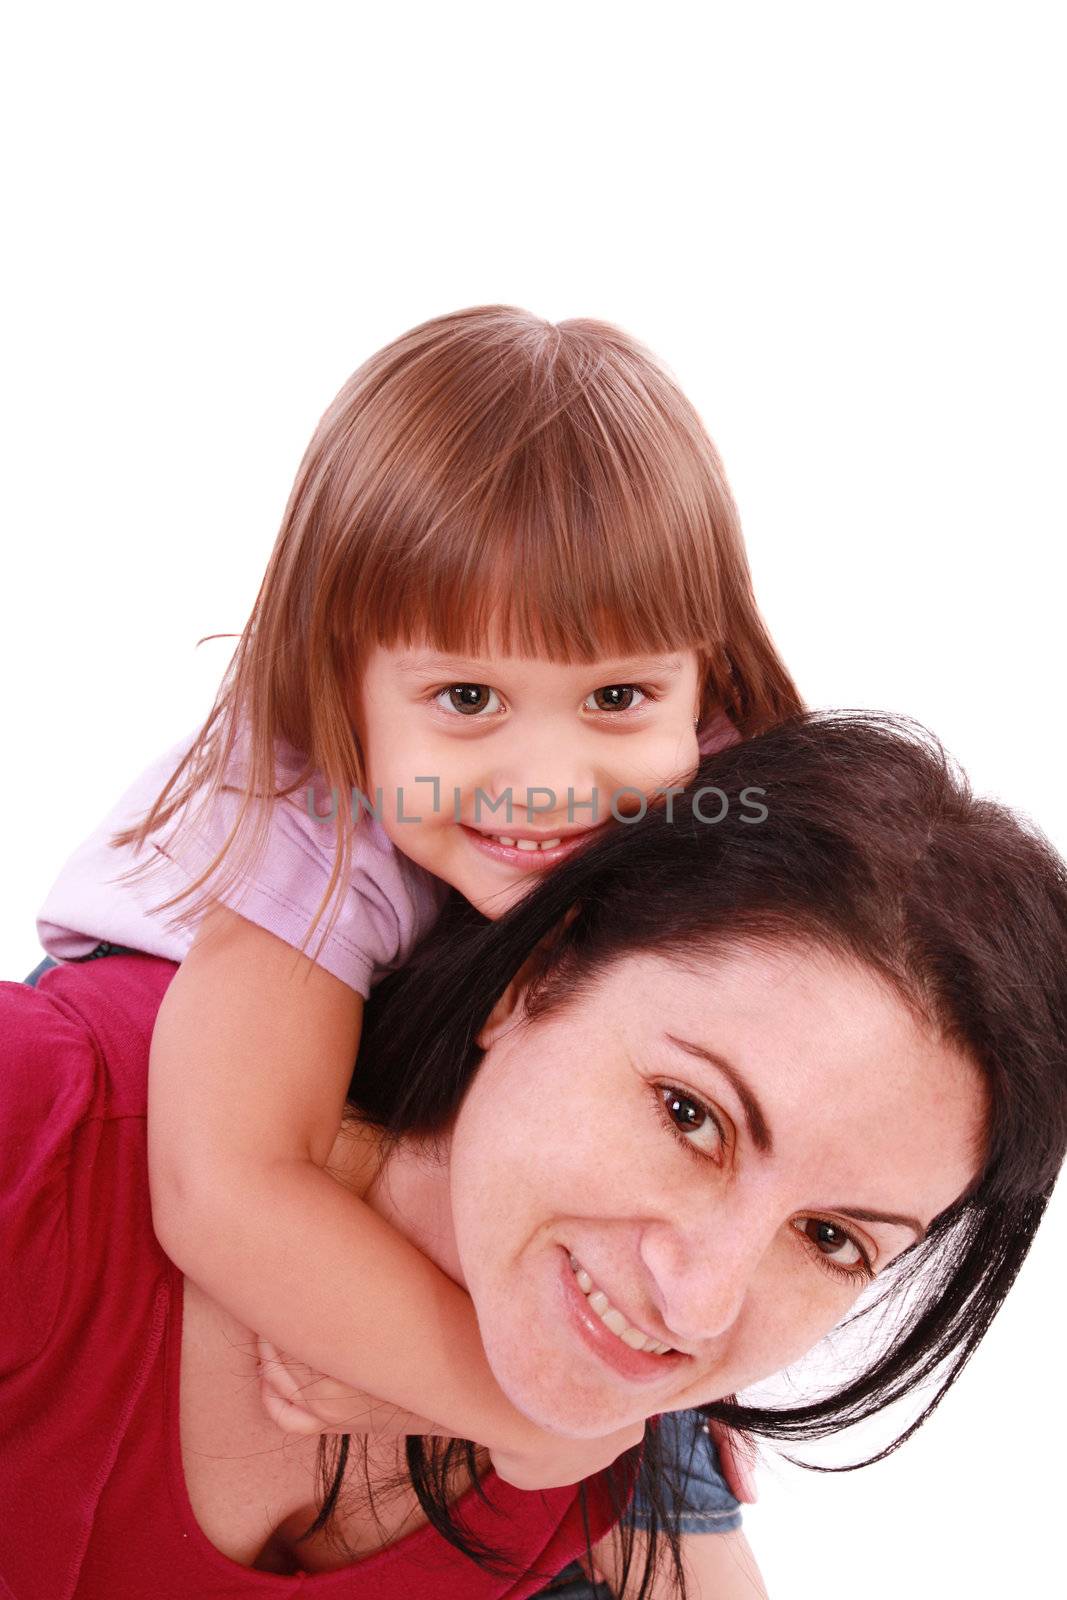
[
  {"xmin": 462, "ymin": 1041, "xmax": 618, "ymax": 1191},
  {"xmin": 730, "ymin": 1250, "xmax": 868, "ymax": 1393}
]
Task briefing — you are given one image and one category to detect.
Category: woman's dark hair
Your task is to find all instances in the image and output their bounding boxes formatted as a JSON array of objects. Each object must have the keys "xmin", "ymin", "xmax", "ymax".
[{"xmin": 308, "ymin": 711, "xmax": 1067, "ymax": 1597}]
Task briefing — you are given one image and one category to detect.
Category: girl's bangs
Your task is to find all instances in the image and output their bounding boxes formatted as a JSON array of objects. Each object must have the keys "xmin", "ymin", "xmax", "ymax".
[{"xmin": 358, "ymin": 427, "xmax": 727, "ymax": 664}]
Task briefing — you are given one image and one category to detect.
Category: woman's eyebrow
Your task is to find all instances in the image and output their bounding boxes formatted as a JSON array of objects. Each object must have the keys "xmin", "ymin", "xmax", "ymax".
[
  {"xmin": 663, "ymin": 1033, "xmax": 775, "ymax": 1155},
  {"xmin": 664, "ymin": 1032, "xmax": 928, "ymax": 1239},
  {"xmin": 828, "ymin": 1206, "xmax": 926, "ymax": 1240}
]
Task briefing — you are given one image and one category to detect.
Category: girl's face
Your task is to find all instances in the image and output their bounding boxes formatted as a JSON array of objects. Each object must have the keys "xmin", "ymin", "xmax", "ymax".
[
  {"xmin": 354, "ymin": 636, "xmax": 704, "ymax": 916},
  {"xmin": 429, "ymin": 943, "xmax": 986, "ymax": 1438}
]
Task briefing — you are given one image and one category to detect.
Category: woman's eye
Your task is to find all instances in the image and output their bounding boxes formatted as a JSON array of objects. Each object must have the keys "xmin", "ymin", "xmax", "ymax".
[
  {"xmin": 793, "ymin": 1217, "xmax": 867, "ymax": 1274},
  {"xmin": 584, "ymin": 684, "xmax": 649, "ymax": 713},
  {"xmin": 660, "ymin": 1086, "xmax": 726, "ymax": 1157},
  {"xmin": 434, "ymin": 684, "xmax": 503, "ymax": 717}
]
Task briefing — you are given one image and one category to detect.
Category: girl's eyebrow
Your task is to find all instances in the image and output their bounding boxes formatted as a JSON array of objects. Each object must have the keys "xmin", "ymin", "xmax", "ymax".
[
  {"xmin": 395, "ymin": 652, "xmax": 687, "ymax": 677},
  {"xmin": 664, "ymin": 1032, "xmax": 927, "ymax": 1239},
  {"xmin": 394, "ymin": 654, "xmax": 485, "ymax": 677}
]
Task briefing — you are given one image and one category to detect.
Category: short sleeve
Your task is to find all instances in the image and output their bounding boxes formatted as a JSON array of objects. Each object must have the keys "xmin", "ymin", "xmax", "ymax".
[
  {"xmin": 0, "ymin": 981, "xmax": 95, "ymax": 1375},
  {"xmin": 626, "ymin": 1408, "xmax": 742, "ymax": 1534},
  {"xmin": 38, "ymin": 730, "xmax": 449, "ymax": 996},
  {"xmin": 162, "ymin": 782, "xmax": 448, "ymax": 997}
]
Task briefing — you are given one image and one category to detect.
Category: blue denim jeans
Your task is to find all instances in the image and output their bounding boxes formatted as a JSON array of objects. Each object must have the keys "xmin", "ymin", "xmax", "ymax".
[
  {"xmin": 532, "ymin": 1410, "xmax": 741, "ymax": 1597},
  {"xmin": 24, "ymin": 955, "xmax": 58, "ymax": 986}
]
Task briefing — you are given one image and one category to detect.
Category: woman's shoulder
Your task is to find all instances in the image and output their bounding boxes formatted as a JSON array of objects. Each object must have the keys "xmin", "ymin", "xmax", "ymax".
[
  {"xmin": 0, "ymin": 955, "xmax": 176, "ymax": 1375},
  {"xmin": 7, "ymin": 952, "xmax": 175, "ymax": 1100},
  {"xmin": 0, "ymin": 956, "xmax": 178, "ymax": 1600},
  {"xmin": 0, "ymin": 953, "xmax": 171, "ymax": 1134}
]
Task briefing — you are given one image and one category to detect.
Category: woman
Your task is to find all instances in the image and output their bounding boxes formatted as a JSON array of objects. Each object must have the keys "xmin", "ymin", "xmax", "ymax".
[{"xmin": 2, "ymin": 713, "xmax": 1065, "ymax": 1600}]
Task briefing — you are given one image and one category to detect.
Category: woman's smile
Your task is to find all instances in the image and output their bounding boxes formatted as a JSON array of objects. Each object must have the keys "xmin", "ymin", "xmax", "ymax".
[
  {"xmin": 567, "ymin": 1253, "xmax": 675, "ymax": 1357},
  {"xmin": 561, "ymin": 1249, "xmax": 685, "ymax": 1385}
]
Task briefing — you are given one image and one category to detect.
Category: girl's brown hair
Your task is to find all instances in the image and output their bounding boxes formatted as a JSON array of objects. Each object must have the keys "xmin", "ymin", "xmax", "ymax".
[{"xmin": 116, "ymin": 305, "xmax": 801, "ymax": 934}]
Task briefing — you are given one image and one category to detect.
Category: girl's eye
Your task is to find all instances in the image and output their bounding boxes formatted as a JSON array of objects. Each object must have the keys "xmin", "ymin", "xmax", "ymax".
[
  {"xmin": 584, "ymin": 684, "xmax": 650, "ymax": 714},
  {"xmin": 792, "ymin": 1217, "xmax": 871, "ymax": 1281},
  {"xmin": 659, "ymin": 1086, "xmax": 726, "ymax": 1158},
  {"xmin": 434, "ymin": 684, "xmax": 503, "ymax": 717}
]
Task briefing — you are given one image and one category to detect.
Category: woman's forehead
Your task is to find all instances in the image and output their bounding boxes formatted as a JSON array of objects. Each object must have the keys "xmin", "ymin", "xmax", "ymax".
[
  {"xmin": 595, "ymin": 942, "xmax": 961, "ymax": 1095},
  {"xmin": 557, "ymin": 943, "xmax": 987, "ymax": 1207}
]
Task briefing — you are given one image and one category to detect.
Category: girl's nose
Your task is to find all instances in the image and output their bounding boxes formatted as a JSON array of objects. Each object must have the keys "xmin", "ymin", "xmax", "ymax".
[{"xmin": 481, "ymin": 738, "xmax": 601, "ymax": 829}]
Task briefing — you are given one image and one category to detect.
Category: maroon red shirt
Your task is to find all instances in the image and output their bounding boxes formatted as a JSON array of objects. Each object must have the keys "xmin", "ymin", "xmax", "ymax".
[{"xmin": 0, "ymin": 955, "xmax": 624, "ymax": 1599}]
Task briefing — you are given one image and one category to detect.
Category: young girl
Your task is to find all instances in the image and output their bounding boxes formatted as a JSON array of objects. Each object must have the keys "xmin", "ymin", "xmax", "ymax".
[{"xmin": 36, "ymin": 305, "xmax": 800, "ymax": 1585}]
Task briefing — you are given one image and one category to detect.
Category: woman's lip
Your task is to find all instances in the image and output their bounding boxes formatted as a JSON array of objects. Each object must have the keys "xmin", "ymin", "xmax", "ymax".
[
  {"xmin": 459, "ymin": 823, "xmax": 607, "ymax": 870},
  {"xmin": 557, "ymin": 1248, "xmax": 687, "ymax": 1385}
]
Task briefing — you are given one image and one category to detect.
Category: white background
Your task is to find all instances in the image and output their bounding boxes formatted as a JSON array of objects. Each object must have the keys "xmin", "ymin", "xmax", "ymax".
[{"xmin": 2, "ymin": 5, "xmax": 1064, "ymax": 1596}]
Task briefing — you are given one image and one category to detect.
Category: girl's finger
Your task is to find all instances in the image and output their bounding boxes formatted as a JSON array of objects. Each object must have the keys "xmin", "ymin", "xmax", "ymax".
[{"xmin": 256, "ymin": 1337, "xmax": 366, "ymax": 1433}]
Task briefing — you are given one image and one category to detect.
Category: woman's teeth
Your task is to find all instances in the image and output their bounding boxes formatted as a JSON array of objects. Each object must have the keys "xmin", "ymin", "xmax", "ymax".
[
  {"xmin": 492, "ymin": 835, "xmax": 563, "ymax": 851},
  {"xmin": 569, "ymin": 1254, "xmax": 672, "ymax": 1355}
]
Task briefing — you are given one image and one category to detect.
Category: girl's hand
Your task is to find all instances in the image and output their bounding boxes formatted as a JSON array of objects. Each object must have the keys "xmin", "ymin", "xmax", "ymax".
[{"xmin": 256, "ymin": 1337, "xmax": 442, "ymax": 1438}]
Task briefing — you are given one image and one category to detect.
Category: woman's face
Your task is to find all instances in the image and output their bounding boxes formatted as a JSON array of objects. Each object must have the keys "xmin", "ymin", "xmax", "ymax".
[{"xmin": 444, "ymin": 941, "xmax": 987, "ymax": 1438}]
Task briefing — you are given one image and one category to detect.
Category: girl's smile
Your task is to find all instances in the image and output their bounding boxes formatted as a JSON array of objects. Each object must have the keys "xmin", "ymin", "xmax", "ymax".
[{"xmin": 458, "ymin": 819, "xmax": 613, "ymax": 874}]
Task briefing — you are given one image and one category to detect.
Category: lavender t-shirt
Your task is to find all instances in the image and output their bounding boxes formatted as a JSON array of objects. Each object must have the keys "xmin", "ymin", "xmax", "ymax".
[
  {"xmin": 37, "ymin": 712, "xmax": 740, "ymax": 994},
  {"xmin": 37, "ymin": 733, "xmax": 449, "ymax": 997}
]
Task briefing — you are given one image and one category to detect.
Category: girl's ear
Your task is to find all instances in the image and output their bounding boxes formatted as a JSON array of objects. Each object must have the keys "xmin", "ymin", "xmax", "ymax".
[{"xmin": 475, "ymin": 903, "xmax": 582, "ymax": 1050}]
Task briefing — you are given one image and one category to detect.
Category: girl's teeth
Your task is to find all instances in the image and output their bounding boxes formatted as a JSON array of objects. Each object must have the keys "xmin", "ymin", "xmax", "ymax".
[
  {"xmin": 568, "ymin": 1256, "xmax": 672, "ymax": 1356},
  {"xmin": 490, "ymin": 835, "xmax": 564, "ymax": 851}
]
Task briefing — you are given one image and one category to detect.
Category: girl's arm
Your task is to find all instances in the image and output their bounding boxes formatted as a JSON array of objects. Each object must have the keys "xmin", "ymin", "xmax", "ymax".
[{"xmin": 148, "ymin": 905, "xmax": 640, "ymax": 1488}]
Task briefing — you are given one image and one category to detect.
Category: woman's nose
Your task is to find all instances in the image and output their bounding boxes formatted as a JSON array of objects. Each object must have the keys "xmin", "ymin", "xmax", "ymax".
[{"xmin": 638, "ymin": 1213, "xmax": 770, "ymax": 1347}]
